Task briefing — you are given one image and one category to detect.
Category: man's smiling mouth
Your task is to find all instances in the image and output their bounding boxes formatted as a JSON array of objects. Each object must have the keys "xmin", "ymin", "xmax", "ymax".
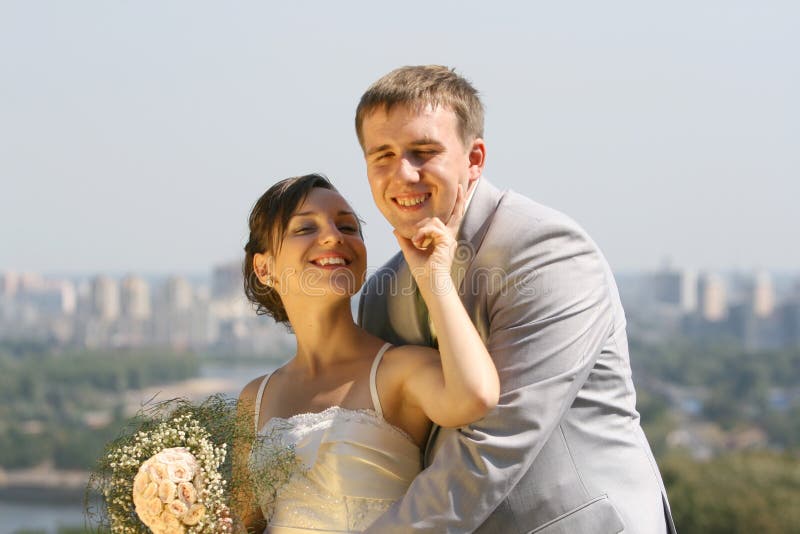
[{"xmin": 393, "ymin": 193, "xmax": 431, "ymax": 208}]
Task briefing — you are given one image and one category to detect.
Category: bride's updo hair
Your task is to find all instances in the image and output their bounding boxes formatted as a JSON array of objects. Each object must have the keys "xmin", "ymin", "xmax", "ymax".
[{"xmin": 243, "ymin": 173, "xmax": 338, "ymax": 325}]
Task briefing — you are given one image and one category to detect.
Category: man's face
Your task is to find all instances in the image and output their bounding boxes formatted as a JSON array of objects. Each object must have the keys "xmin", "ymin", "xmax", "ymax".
[{"xmin": 360, "ymin": 104, "xmax": 485, "ymax": 239}]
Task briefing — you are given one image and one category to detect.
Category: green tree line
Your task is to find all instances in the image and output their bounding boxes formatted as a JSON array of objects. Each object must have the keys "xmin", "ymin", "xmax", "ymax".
[
  {"xmin": 629, "ymin": 338, "xmax": 800, "ymax": 532},
  {"xmin": 662, "ymin": 451, "xmax": 800, "ymax": 533},
  {"xmin": 0, "ymin": 344, "xmax": 200, "ymax": 469},
  {"xmin": 631, "ymin": 337, "xmax": 800, "ymax": 448}
]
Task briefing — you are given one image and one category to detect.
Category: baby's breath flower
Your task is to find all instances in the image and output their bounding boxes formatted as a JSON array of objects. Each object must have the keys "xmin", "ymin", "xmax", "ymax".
[{"xmin": 86, "ymin": 395, "xmax": 258, "ymax": 533}]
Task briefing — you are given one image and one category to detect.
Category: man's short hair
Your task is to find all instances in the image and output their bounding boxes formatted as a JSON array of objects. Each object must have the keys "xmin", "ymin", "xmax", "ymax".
[{"xmin": 355, "ymin": 65, "xmax": 485, "ymax": 148}]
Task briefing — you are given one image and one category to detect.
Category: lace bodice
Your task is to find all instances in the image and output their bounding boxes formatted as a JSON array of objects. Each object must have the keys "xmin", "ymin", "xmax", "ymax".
[{"xmin": 249, "ymin": 344, "xmax": 422, "ymax": 533}]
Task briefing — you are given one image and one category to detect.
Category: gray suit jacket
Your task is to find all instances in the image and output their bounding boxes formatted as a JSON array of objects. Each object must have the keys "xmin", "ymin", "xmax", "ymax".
[{"xmin": 358, "ymin": 179, "xmax": 676, "ymax": 533}]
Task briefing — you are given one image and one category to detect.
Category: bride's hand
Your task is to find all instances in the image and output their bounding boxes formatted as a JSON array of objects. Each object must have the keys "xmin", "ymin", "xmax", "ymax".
[{"xmin": 394, "ymin": 184, "xmax": 466, "ymax": 291}]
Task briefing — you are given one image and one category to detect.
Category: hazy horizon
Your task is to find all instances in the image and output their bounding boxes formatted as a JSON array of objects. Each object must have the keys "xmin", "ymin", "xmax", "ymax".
[{"xmin": 2, "ymin": 1, "xmax": 798, "ymax": 274}]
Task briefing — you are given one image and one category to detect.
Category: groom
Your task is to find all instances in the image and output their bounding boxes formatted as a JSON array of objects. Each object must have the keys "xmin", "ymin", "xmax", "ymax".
[{"xmin": 357, "ymin": 65, "xmax": 676, "ymax": 533}]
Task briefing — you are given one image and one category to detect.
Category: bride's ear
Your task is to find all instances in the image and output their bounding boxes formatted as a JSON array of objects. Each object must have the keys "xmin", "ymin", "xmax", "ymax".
[{"xmin": 253, "ymin": 253, "xmax": 275, "ymax": 287}]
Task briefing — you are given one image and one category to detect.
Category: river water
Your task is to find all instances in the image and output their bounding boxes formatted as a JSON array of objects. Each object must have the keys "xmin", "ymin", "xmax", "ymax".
[
  {"xmin": 0, "ymin": 362, "xmax": 272, "ymax": 533},
  {"xmin": 0, "ymin": 502, "xmax": 87, "ymax": 534}
]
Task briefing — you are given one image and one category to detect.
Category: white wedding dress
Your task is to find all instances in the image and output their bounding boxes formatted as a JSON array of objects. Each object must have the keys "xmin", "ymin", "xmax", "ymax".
[{"xmin": 250, "ymin": 343, "xmax": 422, "ymax": 533}]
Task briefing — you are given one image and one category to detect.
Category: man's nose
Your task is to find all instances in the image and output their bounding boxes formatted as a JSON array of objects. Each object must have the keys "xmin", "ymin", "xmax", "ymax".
[{"xmin": 396, "ymin": 157, "xmax": 421, "ymax": 183}]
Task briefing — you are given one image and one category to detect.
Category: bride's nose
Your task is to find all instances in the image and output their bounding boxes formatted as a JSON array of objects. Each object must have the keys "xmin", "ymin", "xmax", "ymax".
[{"xmin": 318, "ymin": 222, "xmax": 344, "ymax": 245}]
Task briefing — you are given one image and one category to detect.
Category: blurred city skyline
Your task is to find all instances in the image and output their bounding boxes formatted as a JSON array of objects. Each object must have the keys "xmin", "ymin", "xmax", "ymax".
[
  {"xmin": 2, "ymin": 1, "xmax": 798, "ymax": 275},
  {"xmin": 3, "ymin": 260, "xmax": 800, "ymax": 354}
]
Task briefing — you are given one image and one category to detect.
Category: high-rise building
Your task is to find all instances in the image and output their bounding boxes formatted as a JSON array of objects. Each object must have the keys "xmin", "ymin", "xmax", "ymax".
[
  {"xmin": 10, "ymin": 277, "xmax": 76, "ymax": 324},
  {"xmin": 752, "ymin": 270, "xmax": 775, "ymax": 318},
  {"xmin": 652, "ymin": 266, "xmax": 696, "ymax": 313},
  {"xmin": 121, "ymin": 275, "xmax": 152, "ymax": 319},
  {"xmin": 17, "ymin": 272, "xmax": 45, "ymax": 292},
  {"xmin": 91, "ymin": 275, "xmax": 120, "ymax": 321},
  {"xmin": 779, "ymin": 299, "xmax": 800, "ymax": 348},
  {"xmin": 0, "ymin": 271, "xmax": 19, "ymax": 297},
  {"xmin": 697, "ymin": 273, "xmax": 727, "ymax": 322},
  {"xmin": 152, "ymin": 276, "xmax": 197, "ymax": 350},
  {"xmin": 164, "ymin": 276, "xmax": 193, "ymax": 312},
  {"xmin": 212, "ymin": 261, "xmax": 243, "ymax": 299}
]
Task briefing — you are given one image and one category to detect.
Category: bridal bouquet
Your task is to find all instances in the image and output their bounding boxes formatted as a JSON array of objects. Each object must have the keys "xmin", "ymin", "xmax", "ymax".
[
  {"xmin": 88, "ymin": 396, "xmax": 235, "ymax": 533},
  {"xmin": 87, "ymin": 395, "xmax": 301, "ymax": 533},
  {"xmin": 131, "ymin": 445, "xmax": 212, "ymax": 529}
]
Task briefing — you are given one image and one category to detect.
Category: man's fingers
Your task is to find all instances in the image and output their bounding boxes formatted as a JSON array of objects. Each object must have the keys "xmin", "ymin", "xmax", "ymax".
[
  {"xmin": 412, "ymin": 228, "xmax": 435, "ymax": 250},
  {"xmin": 446, "ymin": 184, "xmax": 467, "ymax": 232},
  {"xmin": 411, "ymin": 220, "xmax": 447, "ymax": 248},
  {"xmin": 393, "ymin": 230, "xmax": 416, "ymax": 256}
]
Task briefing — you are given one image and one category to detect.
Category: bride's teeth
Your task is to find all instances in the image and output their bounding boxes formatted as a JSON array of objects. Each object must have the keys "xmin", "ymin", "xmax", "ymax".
[{"xmin": 316, "ymin": 257, "xmax": 346, "ymax": 266}]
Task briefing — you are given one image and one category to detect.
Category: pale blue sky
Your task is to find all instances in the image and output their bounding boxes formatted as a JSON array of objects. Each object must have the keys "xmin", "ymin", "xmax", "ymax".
[{"xmin": 1, "ymin": 1, "xmax": 798, "ymax": 275}]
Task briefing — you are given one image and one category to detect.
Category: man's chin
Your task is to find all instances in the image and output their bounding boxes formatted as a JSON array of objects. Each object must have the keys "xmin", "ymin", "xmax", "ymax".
[
  {"xmin": 391, "ymin": 224, "xmax": 418, "ymax": 241},
  {"xmin": 388, "ymin": 213, "xmax": 436, "ymax": 240}
]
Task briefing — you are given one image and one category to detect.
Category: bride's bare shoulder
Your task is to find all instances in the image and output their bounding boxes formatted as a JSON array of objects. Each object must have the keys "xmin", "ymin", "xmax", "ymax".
[{"xmin": 239, "ymin": 374, "xmax": 268, "ymax": 404}]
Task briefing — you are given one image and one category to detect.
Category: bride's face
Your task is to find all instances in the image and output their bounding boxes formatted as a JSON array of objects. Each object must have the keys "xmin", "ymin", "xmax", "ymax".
[{"xmin": 270, "ymin": 187, "xmax": 367, "ymax": 301}]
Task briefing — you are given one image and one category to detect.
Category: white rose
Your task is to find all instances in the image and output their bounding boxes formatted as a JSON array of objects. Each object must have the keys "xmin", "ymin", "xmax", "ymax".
[
  {"xmin": 145, "ymin": 495, "xmax": 164, "ymax": 518},
  {"xmin": 136, "ymin": 495, "xmax": 164, "ymax": 528},
  {"xmin": 142, "ymin": 481, "xmax": 158, "ymax": 500},
  {"xmin": 133, "ymin": 468, "xmax": 151, "ymax": 495},
  {"xmin": 146, "ymin": 516, "xmax": 165, "ymax": 533},
  {"xmin": 135, "ymin": 503, "xmax": 153, "ymax": 523},
  {"xmin": 181, "ymin": 503, "xmax": 206, "ymax": 526},
  {"xmin": 152, "ymin": 448, "xmax": 197, "ymax": 483},
  {"xmin": 158, "ymin": 480, "xmax": 177, "ymax": 503},
  {"xmin": 177, "ymin": 481, "xmax": 197, "ymax": 504},
  {"xmin": 167, "ymin": 460, "xmax": 194, "ymax": 483},
  {"xmin": 159, "ymin": 509, "xmax": 184, "ymax": 533},
  {"xmin": 158, "ymin": 448, "xmax": 197, "ymax": 469},
  {"xmin": 148, "ymin": 461, "xmax": 169, "ymax": 483},
  {"xmin": 168, "ymin": 499, "xmax": 189, "ymax": 518}
]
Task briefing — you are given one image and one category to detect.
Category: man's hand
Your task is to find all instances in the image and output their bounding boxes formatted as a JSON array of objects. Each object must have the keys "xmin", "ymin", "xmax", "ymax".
[{"xmin": 394, "ymin": 185, "xmax": 466, "ymax": 293}]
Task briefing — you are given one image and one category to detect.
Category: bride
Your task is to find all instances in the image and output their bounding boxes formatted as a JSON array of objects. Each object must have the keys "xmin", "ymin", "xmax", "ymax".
[{"xmin": 236, "ymin": 174, "xmax": 498, "ymax": 533}]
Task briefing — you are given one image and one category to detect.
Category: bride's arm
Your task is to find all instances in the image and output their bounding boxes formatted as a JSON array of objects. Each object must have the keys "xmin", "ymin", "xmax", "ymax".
[
  {"xmin": 232, "ymin": 378, "xmax": 268, "ymax": 533},
  {"xmin": 393, "ymin": 187, "xmax": 499, "ymax": 428}
]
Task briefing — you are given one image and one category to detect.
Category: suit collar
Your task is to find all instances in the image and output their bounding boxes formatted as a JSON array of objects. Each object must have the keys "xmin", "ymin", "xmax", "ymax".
[
  {"xmin": 459, "ymin": 178, "xmax": 502, "ymax": 244},
  {"xmin": 452, "ymin": 178, "xmax": 504, "ymax": 289}
]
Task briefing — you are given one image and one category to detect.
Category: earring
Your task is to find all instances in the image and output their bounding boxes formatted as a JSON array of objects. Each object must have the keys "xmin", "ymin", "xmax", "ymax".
[{"xmin": 265, "ymin": 274, "xmax": 274, "ymax": 288}]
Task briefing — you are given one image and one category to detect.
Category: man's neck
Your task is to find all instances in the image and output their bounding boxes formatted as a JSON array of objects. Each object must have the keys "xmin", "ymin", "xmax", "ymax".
[{"xmin": 463, "ymin": 177, "xmax": 480, "ymax": 213}]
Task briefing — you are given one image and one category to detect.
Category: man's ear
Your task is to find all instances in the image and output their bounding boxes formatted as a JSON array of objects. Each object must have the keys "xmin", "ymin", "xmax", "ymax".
[
  {"xmin": 467, "ymin": 137, "xmax": 486, "ymax": 184},
  {"xmin": 253, "ymin": 253, "xmax": 274, "ymax": 286}
]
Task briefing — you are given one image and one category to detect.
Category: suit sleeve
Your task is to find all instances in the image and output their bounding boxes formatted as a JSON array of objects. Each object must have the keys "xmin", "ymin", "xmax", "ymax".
[
  {"xmin": 357, "ymin": 266, "xmax": 394, "ymax": 341},
  {"xmin": 364, "ymin": 213, "xmax": 616, "ymax": 533},
  {"xmin": 356, "ymin": 283, "xmax": 367, "ymax": 329}
]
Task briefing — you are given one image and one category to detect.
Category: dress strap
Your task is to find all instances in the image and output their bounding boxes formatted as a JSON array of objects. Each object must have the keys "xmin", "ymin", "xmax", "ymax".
[
  {"xmin": 369, "ymin": 343, "xmax": 393, "ymax": 418},
  {"xmin": 253, "ymin": 373, "xmax": 271, "ymax": 432}
]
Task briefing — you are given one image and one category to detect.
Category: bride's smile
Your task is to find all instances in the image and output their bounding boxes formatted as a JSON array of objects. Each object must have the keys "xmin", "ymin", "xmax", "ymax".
[{"xmin": 271, "ymin": 187, "xmax": 367, "ymax": 301}]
